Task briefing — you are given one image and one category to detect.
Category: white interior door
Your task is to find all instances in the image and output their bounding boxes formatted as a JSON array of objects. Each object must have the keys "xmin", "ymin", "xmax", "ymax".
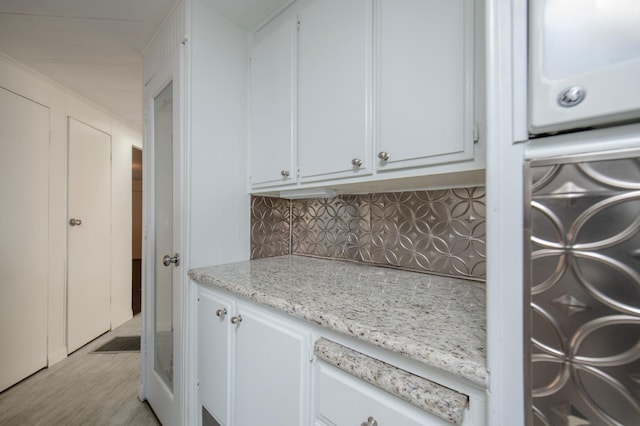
[
  {"xmin": 143, "ymin": 52, "xmax": 183, "ymax": 426},
  {"xmin": 67, "ymin": 117, "xmax": 111, "ymax": 353},
  {"xmin": 0, "ymin": 86, "xmax": 49, "ymax": 392}
]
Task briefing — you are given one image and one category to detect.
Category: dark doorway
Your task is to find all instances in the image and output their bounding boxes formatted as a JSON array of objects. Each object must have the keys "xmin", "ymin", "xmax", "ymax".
[{"xmin": 132, "ymin": 147, "xmax": 143, "ymax": 315}]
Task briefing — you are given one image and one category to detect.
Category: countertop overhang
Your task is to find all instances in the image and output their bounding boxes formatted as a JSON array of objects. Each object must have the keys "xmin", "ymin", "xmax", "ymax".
[{"xmin": 188, "ymin": 255, "xmax": 487, "ymax": 387}]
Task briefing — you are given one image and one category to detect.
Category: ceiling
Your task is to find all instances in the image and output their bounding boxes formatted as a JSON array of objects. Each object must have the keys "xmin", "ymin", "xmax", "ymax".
[{"xmin": 0, "ymin": 0, "xmax": 289, "ymax": 131}]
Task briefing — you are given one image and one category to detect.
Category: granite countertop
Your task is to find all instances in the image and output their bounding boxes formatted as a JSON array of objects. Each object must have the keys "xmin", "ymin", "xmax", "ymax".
[
  {"xmin": 315, "ymin": 338, "xmax": 468, "ymax": 424},
  {"xmin": 188, "ymin": 255, "xmax": 487, "ymax": 387}
]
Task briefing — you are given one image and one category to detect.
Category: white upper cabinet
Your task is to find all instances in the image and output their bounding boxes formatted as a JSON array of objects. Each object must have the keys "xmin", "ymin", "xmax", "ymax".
[
  {"xmin": 248, "ymin": 0, "xmax": 480, "ymax": 193},
  {"xmin": 298, "ymin": 0, "xmax": 372, "ymax": 182},
  {"xmin": 249, "ymin": 16, "xmax": 297, "ymax": 187},
  {"xmin": 375, "ymin": 0, "xmax": 474, "ymax": 172}
]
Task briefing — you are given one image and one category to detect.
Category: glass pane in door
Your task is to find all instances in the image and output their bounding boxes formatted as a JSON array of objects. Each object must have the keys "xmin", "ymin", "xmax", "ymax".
[{"xmin": 154, "ymin": 81, "xmax": 173, "ymax": 389}]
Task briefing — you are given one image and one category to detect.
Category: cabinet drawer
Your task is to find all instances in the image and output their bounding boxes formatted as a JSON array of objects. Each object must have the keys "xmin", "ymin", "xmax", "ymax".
[{"xmin": 316, "ymin": 362, "xmax": 450, "ymax": 426}]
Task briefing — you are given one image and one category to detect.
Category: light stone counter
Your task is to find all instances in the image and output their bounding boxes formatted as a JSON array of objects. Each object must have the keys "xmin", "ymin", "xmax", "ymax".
[
  {"xmin": 314, "ymin": 338, "xmax": 468, "ymax": 424},
  {"xmin": 188, "ymin": 255, "xmax": 487, "ymax": 388}
]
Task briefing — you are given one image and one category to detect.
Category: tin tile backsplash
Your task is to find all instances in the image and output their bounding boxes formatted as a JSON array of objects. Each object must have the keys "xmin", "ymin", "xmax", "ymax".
[{"xmin": 251, "ymin": 187, "xmax": 486, "ymax": 281}]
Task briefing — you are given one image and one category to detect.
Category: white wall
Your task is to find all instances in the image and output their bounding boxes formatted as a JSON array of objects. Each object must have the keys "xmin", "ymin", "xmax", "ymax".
[
  {"xmin": 188, "ymin": 0, "xmax": 251, "ymax": 269},
  {"xmin": 0, "ymin": 52, "xmax": 141, "ymax": 365}
]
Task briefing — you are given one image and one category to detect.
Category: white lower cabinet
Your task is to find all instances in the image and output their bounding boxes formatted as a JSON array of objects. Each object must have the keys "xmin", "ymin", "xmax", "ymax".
[
  {"xmin": 315, "ymin": 362, "xmax": 450, "ymax": 426},
  {"xmin": 197, "ymin": 286, "xmax": 311, "ymax": 426},
  {"xmin": 197, "ymin": 284, "xmax": 477, "ymax": 426},
  {"xmin": 198, "ymin": 287, "xmax": 234, "ymax": 425},
  {"xmin": 234, "ymin": 302, "xmax": 311, "ymax": 425}
]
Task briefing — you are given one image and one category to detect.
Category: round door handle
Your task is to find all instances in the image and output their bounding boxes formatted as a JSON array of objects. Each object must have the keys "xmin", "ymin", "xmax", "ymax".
[
  {"xmin": 230, "ymin": 315, "xmax": 242, "ymax": 324},
  {"xmin": 215, "ymin": 308, "xmax": 227, "ymax": 318},
  {"xmin": 281, "ymin": 170, "xmax": 290, "ymax": 178},
  {"xmin": 378, "ymin": 151, "xmax": 390, "ymax": 161},
  {"xmin": 351, "ymin": 158, "xmax": 363, "ymax": 168},
  {"xmin": 162, "ymin": 253, "xmax": 180, "ymax": 267},
  {"xmin": 557, "ymin": 86, "xmax": 586, "ymax": 108},
  {"xmin": 69, "ymin": 218, "xmax": 82, "ymax": 226}
]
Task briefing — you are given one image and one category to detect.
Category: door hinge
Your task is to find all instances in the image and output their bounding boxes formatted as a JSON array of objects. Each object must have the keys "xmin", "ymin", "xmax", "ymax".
[
  {"xmin": 297, "ymin": 19, "xmax": 301, "ymax": 30},
  {"xmin": 473, "ymin": 124, "xmax": 480, "ymax": 144}
]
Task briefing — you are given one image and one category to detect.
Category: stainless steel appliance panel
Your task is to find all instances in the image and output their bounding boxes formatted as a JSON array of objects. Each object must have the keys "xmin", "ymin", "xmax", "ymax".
[{"xmin": 525, "ymin": 150, "xmax": 640, "ymax": 425}]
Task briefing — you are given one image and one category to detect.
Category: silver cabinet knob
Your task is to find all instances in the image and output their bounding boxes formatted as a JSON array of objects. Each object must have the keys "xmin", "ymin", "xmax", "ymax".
[
  {"xmin": 69, "ymin": 218, "xmax": 82, "ymax": 226},
  {"xmin": 230, "ymin": 315, "xmax": 242, "ymax": 324},
  {"xmin": 351, "ymin": 158, "xmax": 363, "ymax": 168},
  {"xmin": 215, "ymin": 308, "xmax": 227, "ymax": 318},
  {"xmin": 377, "ymin": 151, "xmax": 390, "ymax": 161},
  {"xmin": 557, "ymin": 86, "xmax": 586, "ymax": 108},
  {"xmin": 281, "ymin": 170, "xmax": 290, "ymax": 178},
  {"xmin": 162, "ymin": 253, "xmax": 180, "ymax": 267},
  {"xmin": 361, "ymin": 417, "xmax": 378, "ymax": 426}
]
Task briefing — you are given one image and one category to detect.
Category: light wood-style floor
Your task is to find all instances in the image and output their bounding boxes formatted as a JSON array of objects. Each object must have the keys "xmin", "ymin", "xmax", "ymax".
[{"xmin": 0, "ymin": 315, "xmax": 160, "ymax": 425}]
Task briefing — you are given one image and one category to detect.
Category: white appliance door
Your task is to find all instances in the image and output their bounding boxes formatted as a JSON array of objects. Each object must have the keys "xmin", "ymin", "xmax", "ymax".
[
  {"xmin": 67, "ymin": 118, "xmax": 112, "ymax": 353},
  {"xmin": 529, "ymin": 0, "xmax": 640, "ymax": 134},
  {"xmin": 0, "ymin": 86, "xmax": 49, "ymax": 391},
  {"xmin": 143, "ymin": 50, "xmax": 183, "ymax": 426}
]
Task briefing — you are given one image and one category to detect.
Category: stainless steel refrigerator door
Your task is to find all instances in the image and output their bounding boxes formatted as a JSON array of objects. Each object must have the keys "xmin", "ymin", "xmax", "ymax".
[{"xmin": 525, "ymin": 149, "xmax": 640, "ymax": 425}]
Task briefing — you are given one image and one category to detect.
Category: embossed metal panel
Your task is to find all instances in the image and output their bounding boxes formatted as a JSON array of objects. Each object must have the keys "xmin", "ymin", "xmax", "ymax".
[
  {"xmin": 251, "ymin": 187, "xmax": 486, "ymax": 280},
  {"xmin": 526, "ymin": 153, "xmax": 640, "ymax": 425},
  {"xmin": 250, "ymin": 196, "xmax": 290, "ymax": 259}
]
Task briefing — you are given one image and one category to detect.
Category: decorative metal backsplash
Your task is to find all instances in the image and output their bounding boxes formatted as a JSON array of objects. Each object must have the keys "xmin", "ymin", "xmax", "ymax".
[
  {"xmin": 251, "ymin": 187, "xmax": 486, "ymax": 280},
  {"xmin": 526, "ymin": 154, "xmax": 640, "ymax": 425}
]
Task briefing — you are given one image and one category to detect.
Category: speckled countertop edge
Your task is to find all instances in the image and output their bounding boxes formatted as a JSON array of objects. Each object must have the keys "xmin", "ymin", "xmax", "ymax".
[
  {"xmin": 188, "ymin": 255, "xmax": 487, "ymax": 387},
  {"xmin": 315, "ymin": 338, "xmax": 468, "ymax": 424}
]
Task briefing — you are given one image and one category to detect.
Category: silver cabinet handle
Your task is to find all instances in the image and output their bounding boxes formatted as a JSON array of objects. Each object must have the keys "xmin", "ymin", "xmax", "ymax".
[
  {"xmin": 162, "ymin": 253, "xmax": 180, "ymax": 267},
  {"xmin": 351, "ymin": 158, "xmax": 363, "ymax": 168},
  {"xmin": 230, "ymin": 315, "xmax": 242, "ymax": 324},
  {"xmin": 361, "ymin": 417, "xmax": 378, "ymax": 426},
  {"xmin": 281, "ymin": 170, "xmax": 290, "ymax": 177},
  {"xmin": 215, "ymin": 308, "xmax": 227, "ymax": 318},
  {"xmin": 69, "ymin": 218, "xmax": 82, "ymax": 226},
  {"xmin": 378, "ymin": 151, "xmax": 390, "ymax": 161}
]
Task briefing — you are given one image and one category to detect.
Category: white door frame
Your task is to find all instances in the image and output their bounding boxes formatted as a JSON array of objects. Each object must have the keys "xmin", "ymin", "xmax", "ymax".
[{"xmin": 140, "ymin": 43, "xmax": 188, "ymax": 426}]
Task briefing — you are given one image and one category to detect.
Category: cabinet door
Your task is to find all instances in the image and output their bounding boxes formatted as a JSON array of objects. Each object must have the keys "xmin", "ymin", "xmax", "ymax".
[
  {"xmin": 234, "ymin": 303, "xmax": 311, "ymax": 426},
  {"xmin": 250, "ymin": 17, "xmax": 297, "ymax": 188},
  {"xmin": 198, "ymin": 288, "xmax": 233, "ymax": 425},
  {"xmin": 376, "ymin": 0, "xmax": 474, "ymax": 172},
  {"xmin": 298, "ymin": 0, "xmax": 372, "ymax": 182}
]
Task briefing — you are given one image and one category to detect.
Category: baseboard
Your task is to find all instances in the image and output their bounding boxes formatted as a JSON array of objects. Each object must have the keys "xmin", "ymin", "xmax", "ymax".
[
  {"xmin": 138, "ymin": 381, "xmax": 146, "ymax": 402},
  {"xmin": 111, "ymin": 309, "xmax": 134, "ymax": 329},
  {"xmin": 48, "ymin": 346, "xmax": 68, "ymax": 366}
]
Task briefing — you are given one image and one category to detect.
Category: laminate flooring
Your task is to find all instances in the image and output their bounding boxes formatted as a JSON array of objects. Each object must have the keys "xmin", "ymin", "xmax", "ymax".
[{"xmin": 0, "ymin": 315, "xmax": 160, "ymax": 426}]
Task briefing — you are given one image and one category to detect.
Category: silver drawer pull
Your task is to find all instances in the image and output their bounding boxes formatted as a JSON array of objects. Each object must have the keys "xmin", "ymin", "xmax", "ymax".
[
  {"xmin": 215, "ymin": 308, "xmax": 227, "ymax": 318},
  {"xmin": 377, "ymin": 151, "xmax": 390, "ymax": 161},
  {"xmin": 230, "ymin": 315, "xmax": 242, "ymax": 324},
  {"xmin": 361, "ymin": 417, "xmax": 378, "ymax": 426}
]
